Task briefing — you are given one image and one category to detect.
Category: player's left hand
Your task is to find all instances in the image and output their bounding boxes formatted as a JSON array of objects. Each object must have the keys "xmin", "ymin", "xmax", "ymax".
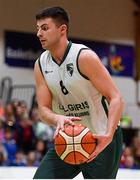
[{"xmin": 87, "ymin": 133, "xmax": 113, "ymax": 163}]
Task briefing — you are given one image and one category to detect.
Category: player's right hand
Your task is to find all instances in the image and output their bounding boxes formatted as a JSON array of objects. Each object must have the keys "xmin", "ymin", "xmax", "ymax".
[
  {"xmin": 87, "ymin": 133, "xmax": 113, "ymax": 163},
  {"xmin": 53, "ymin": 116, "xmax": 81, "ymax": 139}
]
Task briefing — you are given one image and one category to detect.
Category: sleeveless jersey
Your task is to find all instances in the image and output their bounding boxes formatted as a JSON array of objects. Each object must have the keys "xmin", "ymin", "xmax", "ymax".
[{"xmin": 38, "ymin": 41, "xmax": 108, "ymax": 134}]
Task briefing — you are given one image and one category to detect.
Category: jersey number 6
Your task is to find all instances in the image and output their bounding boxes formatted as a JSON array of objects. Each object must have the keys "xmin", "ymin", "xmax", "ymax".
[{"xmin": 59, "ymin": 80, "xmax": 69, "ymax": 95}]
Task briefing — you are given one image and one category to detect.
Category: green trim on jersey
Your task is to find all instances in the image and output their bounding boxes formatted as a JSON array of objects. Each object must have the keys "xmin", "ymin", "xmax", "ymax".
[
  {"xmin": 101, "ymin": 96, "xmax": 108, "ymax": 117},
  {"xmin": 38, "ymin": 58, "xmax": 45, "ymax": 79},
  {"xmin": 76, "ymin": 48, "xmax": 90, "ymax": 80},
  {"xmin": 52, "ymin": 41, "xmax": 72, "ymax": 66}
]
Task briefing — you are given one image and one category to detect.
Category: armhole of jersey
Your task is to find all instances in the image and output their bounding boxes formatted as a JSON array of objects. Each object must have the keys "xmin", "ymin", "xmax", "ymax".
[
  {"xmin": 101, "ymin": 96, "xmax": 109, "ymax": 117},
  {"xmin": 76, "ymin": 48, "xmax": 90, "ymax": 80},
  {"xmin": 38, "ymin": 57, "xmax": 45, "ymax": 79}
]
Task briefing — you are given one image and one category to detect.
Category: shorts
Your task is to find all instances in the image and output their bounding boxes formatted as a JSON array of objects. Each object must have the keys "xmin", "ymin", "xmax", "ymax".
[{"xmin": 33, "ymin": 126, "xmax": 123, "ymax": 179}]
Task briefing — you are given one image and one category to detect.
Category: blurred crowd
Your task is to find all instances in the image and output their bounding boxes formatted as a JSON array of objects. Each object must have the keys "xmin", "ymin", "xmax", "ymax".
[
  {"xmin": 0, "ymin": 98, "xmax": 140, "ymax": 169},
  {"xmin": 120, "ymin": 135, "xmax": 140, "ymax": 169},
  {"xmin": 0, "ymin": 99, "xmax": 54, "ymax": 166}
]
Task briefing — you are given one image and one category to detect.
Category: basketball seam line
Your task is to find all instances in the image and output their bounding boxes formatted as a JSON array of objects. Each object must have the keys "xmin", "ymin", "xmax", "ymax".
[
  {"xmin": 55, "ymin": 142, "xmax": 97, "ymax": 145},
  {"xmin": 73, "ymin": 126, "xmax": 76, "ymax": 164}
]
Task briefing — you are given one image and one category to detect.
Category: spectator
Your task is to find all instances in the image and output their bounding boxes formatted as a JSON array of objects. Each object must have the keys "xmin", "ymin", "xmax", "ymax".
[
  {"xmin": 13, "ymin": 100, "xmax": 29, "ymax": 124},
  {"xmin": 26, "ymin": 151, "xmax": 39, "ymax": 166},
  {"xmin": 14, "ymin": 117, "xmax": 35, "ymax": 153},
  {"xmin": 0, "ymin": 153, "xmax": 5, "ymax": 166},
  {"xmin": 2, "ymin": 127, "xmax": 17, "ymax": 164},
  {"xmin": 123, "ymin": 155, "xmax": 138, "ymax": 169},
  {"xmin": 134, "ymin": 146, "xmax": 140, "ymax": 168},
  {"xmin": 9, "ymin": 150, "xmax": 26, "ymax": 166},
  {"xmin": 0, "ymin": 99, "xmax": 5, "ymax": 121},
  {"xmin": 35, "ymin": 139, "xmax": 47, "ymax": 162},
  {"xmin": 120, "ymin": 146, "xmax": 133, "ymax": 168},
  {"xmin": 131, "ymin": 135, "xmax": 140, "ymax": 151},
  {"xmin": 0, "ymin": 142, "xmax": 7, "ymax": 166},
  {"xmin": 0, "ymin": 121, "xmax": 5, "ymax": 142},
  {"xmin": 4, "ymin": 103, "xmax": 14, "ymax": 118},
  {"xmin": 4, "ymin": 103, "xmax": 15, "ymax": 127}
]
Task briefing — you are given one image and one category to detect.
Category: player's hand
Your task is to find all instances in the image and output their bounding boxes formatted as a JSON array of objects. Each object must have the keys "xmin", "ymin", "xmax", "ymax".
[
  {"xmin": 87, "ymin": 133, "xmax": 113, "ymax": 163},
  {"xmin": 53, "ymin": 116, "xmax": 81, "ymax": 139}
]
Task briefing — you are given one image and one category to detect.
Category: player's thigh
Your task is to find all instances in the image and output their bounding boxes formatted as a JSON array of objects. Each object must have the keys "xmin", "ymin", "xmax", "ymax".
[
  {"xmin": 33, "ymin": 148, "xmax": 80, "ymax": 179},
  {"xmin": 80, "ymin": 127, "xmax": 123, "ymax": 179}
]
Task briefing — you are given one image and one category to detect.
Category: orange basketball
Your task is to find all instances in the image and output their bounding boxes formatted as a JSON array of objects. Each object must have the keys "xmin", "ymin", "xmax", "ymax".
[{"xmin": 54, "ymin": 124, "xmax": 97, "ymax": 165}]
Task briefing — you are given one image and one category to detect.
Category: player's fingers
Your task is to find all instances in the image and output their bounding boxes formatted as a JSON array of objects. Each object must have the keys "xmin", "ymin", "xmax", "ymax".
[
  {"xmin": 65, "ymin": 119, "xmax": 75, "ymax": 126},
  {"xmin": 92, "ymin": 134, "xmax": 101, "ymax": 139},
  {"xmin": 70, "ymin": 117, "xmax": 81, "ymax": 121},
  {"xmin": 53, "ymin": 126, "xmax": 61, "ymax": 139},
  {"xmin": 57, "ymin": 120, "xmax": 65, "ymax": 131},
  {"xmin": 87, "ymin": 151, "xmax": 98, "ymax": 163},
  {"xmin": 87, "ymin": 143, "xmax": 102, "ymax": 163},
  {"xmin": 91, "ymin": 143, "xmax": 103, "ymax": 158},
  {"xmin": 53, "ymin": 131, "xmax": 57, "ymax": 139}
]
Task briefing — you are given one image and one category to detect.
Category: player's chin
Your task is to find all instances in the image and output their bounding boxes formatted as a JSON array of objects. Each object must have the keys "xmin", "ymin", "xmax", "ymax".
[
  {"xmin": 40, "ymin": 41, "xmax": 47, "ymax": 49},
  {"xmin": 41, "ymin": 44, "xmax": 47, "ymax": 49}
]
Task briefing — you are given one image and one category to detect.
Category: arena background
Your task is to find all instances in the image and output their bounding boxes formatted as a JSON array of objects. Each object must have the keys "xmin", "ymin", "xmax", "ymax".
[{"xmin": 0, "ymin": 0, "xmax": 140, "ymax": 178}]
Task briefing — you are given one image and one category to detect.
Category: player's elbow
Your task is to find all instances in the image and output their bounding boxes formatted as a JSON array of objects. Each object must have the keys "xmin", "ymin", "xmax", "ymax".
[
  {"xmin": 38, "ymin": 105, "xmax": 47, "ymax": 121},
  {"xmin": 109, "ymin": 92, "xmax": 124, "ymax": 110},
  {"xmin": 116, "ymin": 93, "xmax": 125, "ymax": 110}
]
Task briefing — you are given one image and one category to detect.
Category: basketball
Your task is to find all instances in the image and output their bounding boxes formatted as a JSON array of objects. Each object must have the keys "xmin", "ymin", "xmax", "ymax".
[{"xmin": 54, "ymin": 124, "xmax": 97, "ymax": 165}]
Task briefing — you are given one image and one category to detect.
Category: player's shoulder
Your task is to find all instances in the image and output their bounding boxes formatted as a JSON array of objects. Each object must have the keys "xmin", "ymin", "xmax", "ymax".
[
  {"xmin": 71, "ymin": 42, "xmax": 97, "ymax": 57},
  {"xmin": 77, "ymin": 47, "xmax": 98, "ymax": 61},
  {"xmin": 34, "ymin": 51, "xmax": 49, "ymax": 77},
  {"xmin": 72, "ymin": 42, "xmax": 88, "ymax": 49},
  {"xmin": 35, "ymin": 50, "xmax": 50, "ymax": 64},
  {"xmin": 40, "ymin": 50, "xmax": 50, "ymax": 60}
]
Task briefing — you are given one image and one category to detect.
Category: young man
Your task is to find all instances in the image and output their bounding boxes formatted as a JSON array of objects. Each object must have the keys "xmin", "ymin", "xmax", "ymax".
[{"xmin": 33, "ymin": 6, "xmax": 124, "ymax": 179}]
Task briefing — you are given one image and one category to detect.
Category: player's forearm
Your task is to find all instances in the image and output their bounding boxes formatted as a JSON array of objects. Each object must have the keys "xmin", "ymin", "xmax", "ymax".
[
  {"xmin": 106, "ymin": 95, "xmax": 124, "ymax": 137},
  {"xmin": 38, "ymin": 105, "xmax": 59, "ymax": 126}
]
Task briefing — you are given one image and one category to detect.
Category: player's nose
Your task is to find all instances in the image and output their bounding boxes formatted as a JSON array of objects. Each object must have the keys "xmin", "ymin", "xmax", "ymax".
[{"xmin": 37, "ymin": 29, "xmax": 42, "ymax": 38}]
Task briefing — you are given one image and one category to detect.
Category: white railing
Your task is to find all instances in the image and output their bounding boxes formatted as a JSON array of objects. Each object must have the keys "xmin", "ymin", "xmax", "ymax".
[{"xmin": 0, "ymin": 167, "xmax": 140, "ymax": 179}]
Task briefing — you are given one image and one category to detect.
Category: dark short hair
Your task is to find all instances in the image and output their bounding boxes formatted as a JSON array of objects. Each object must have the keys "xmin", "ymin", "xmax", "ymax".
[{"xmin": 36, "ymin": 6, "xmax": 69, "ymax": 29}]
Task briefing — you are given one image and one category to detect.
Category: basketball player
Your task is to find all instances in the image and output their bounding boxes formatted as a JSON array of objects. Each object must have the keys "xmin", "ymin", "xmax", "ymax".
[{"xmin": 33, "ymin": 6, "xmax": 124, "ymax": 179}]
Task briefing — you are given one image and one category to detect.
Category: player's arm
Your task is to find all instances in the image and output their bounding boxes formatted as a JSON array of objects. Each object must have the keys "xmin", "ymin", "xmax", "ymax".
[
  {"xmin": 78, "ymin": 50, "xmax": 124, "ymax": 159},
  {"xmin": 34, "ymin": 61, "xmax": 81, "ymax": 135},
  {"xmin": 34, "ymin": 61, "xmax": 58, "ymax": 126}
]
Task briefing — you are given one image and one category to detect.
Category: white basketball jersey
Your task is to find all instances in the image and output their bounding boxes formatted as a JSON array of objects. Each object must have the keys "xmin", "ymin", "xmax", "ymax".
[{"xmin": 38, "ymin": 41, "xmax": 108, "ymax": 134}]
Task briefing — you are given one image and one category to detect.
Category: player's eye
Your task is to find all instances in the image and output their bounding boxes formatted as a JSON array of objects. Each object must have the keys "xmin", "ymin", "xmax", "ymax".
[{"xmin": 42, "ymin": 26, "xmax": 48, "ymax": 31}]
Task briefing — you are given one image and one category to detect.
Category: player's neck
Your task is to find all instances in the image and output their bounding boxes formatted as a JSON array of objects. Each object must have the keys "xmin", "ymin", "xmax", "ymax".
[{"xmin": 50, "ymin": 39, "xmax": 69, "ymax": 64}]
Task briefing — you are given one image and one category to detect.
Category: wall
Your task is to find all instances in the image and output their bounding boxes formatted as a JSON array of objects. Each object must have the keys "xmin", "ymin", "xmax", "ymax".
[
  {"xmin": 43, "ymin": 0, "xmax": 136, "ymax": 42},
  {"xmin": 0, "ymin": 0, "xmax": 43, "ymax": 84},
  {"xmin": 0, "ymin": 0, "xmax": 136, "ymax": 83},
  {"xmin": 0, "ymin": 0, "xmax": 139, "ymax": 126}
]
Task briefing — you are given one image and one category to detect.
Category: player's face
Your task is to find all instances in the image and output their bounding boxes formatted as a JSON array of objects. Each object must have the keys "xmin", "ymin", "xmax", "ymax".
[{"xmin": 36, "ymin": 18, "xmax": 63, "ymax": 50}]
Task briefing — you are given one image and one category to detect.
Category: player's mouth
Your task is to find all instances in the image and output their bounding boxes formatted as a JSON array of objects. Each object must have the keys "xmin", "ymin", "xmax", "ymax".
[{"xmin": 40, "ymin": 39, "xmax": 46, "ymax": 44}]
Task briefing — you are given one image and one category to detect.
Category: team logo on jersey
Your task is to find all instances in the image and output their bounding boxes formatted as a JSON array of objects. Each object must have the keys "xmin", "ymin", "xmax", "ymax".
[
  {"xmin": 45, "ymin": 70, "xmax": 53, "ymax": 74},
  {"xmin": 66, "ymin": 63, "xmax": 74, "ymax": 77}
]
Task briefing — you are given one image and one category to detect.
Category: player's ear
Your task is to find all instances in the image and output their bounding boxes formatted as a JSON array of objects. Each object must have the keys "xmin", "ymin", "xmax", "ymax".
[{"xmin": 60, "ymin": 24, "xmax": 67, "ymax": 34}]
